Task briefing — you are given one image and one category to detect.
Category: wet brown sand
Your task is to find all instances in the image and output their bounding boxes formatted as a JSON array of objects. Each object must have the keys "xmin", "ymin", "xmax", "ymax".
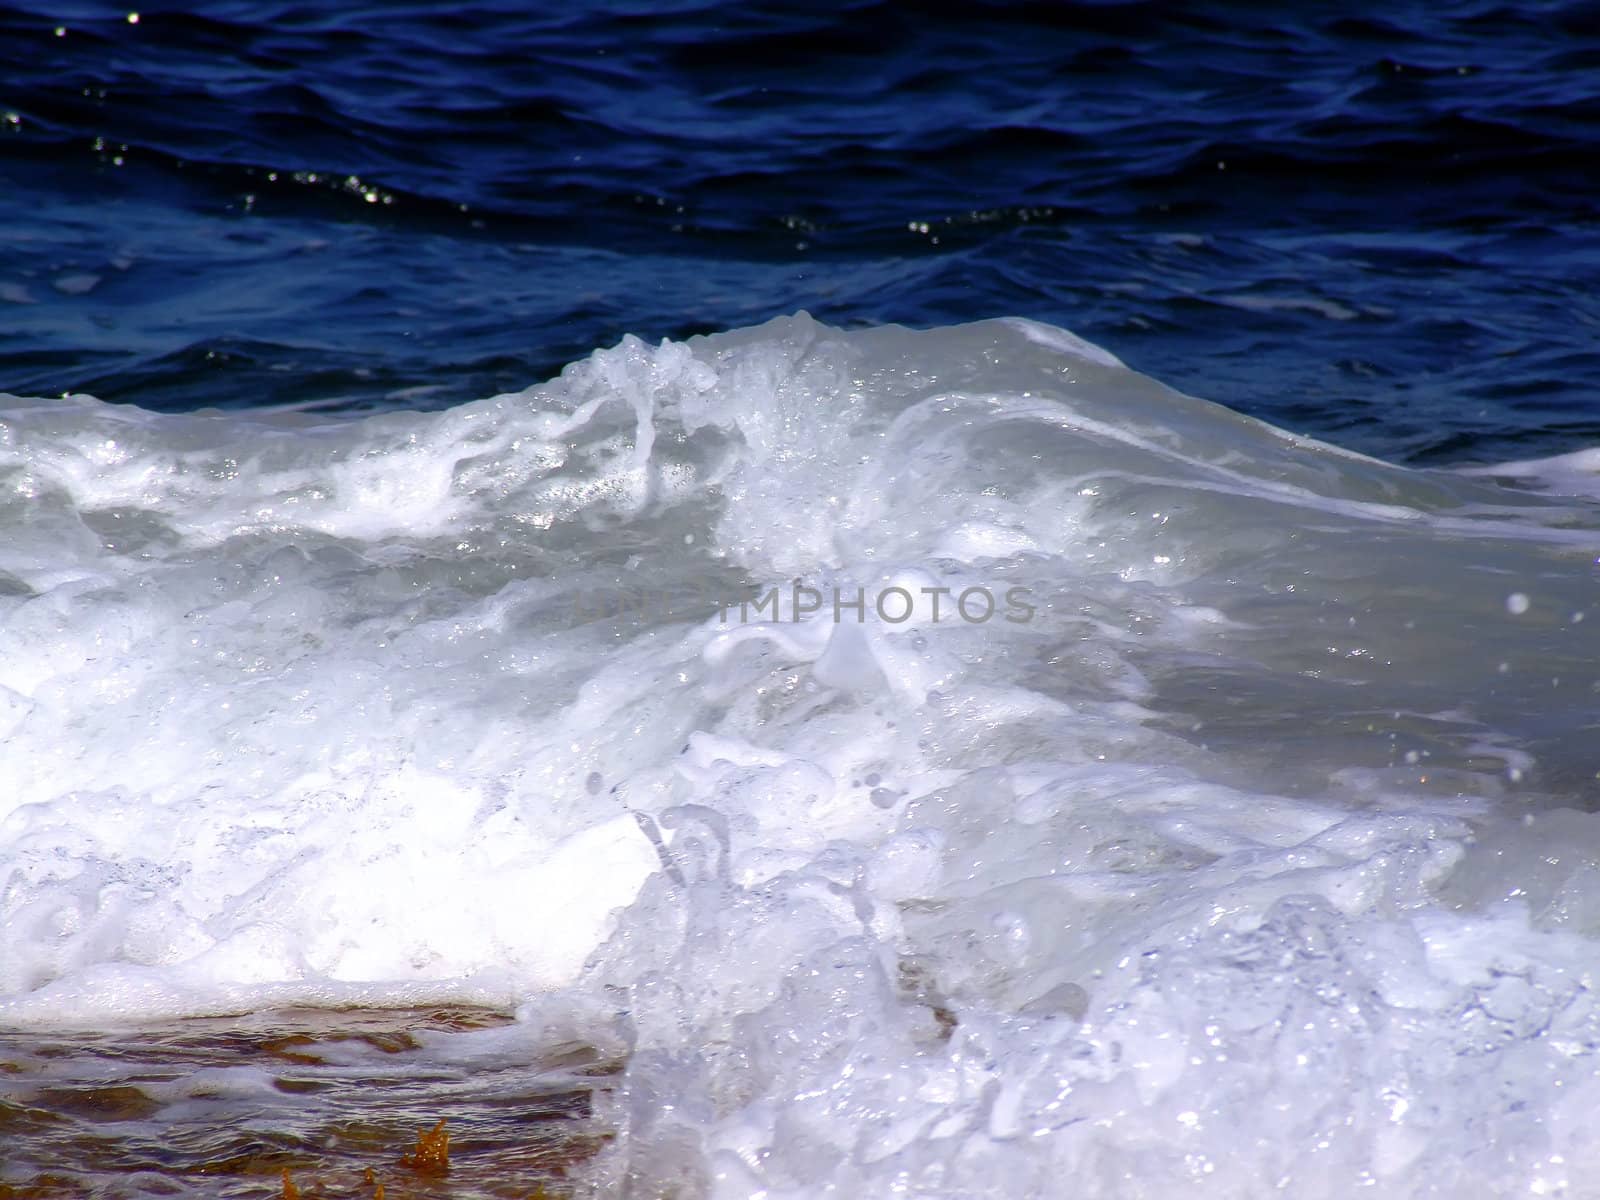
[{"xmin": 0, "ymin": 1007, "xmax": 614, "ymax": 1199}]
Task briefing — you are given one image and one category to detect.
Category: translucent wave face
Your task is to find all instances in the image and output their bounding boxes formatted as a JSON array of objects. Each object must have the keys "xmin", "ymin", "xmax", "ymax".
[{"xmin": 2, "ymin": 315, "xmax": 1599, "ymax": 1196}]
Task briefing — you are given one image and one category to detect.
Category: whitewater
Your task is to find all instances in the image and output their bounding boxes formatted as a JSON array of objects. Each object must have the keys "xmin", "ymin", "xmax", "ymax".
[{"xmin": 3, "ymin": 315, "xmax": 1599, "ymax": 1197}]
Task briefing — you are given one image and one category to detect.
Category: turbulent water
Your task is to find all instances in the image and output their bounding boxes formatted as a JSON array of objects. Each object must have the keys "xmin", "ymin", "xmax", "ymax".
[
  {"xmin": 5, "ymin": 0, "xmax": 1600, "ymax": 1194},
  {"xmin": 3, "ymin": 315, "xmax": 1599, "ymax": 1196}
]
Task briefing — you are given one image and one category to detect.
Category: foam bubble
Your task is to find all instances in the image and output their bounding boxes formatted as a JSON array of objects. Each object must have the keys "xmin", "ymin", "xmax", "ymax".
[{"xmin": 4, "ymin": 315, "xmax": 1600, "ymax": 1195}]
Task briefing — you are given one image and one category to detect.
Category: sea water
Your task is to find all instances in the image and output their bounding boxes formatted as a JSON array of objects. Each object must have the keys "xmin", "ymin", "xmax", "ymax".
[{"xmin": 4, "ymin": 315, "xmax": 1599, "ymax": 1196}]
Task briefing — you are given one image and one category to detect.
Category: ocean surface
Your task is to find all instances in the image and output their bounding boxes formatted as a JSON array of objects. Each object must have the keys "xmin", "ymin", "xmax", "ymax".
[{"xmin": 3, "ymin": 2, "xmax": 1600, "ymax": 1197}]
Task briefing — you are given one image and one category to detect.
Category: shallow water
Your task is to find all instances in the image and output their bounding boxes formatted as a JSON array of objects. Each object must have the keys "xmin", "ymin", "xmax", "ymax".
[
  {"xmin": 4, "ymin": 315, "xmax": 1600, "ymax": 1196},
  {"xmin": 1, "ymin": 1006, "xmax": 608, "ymax": 1197}
]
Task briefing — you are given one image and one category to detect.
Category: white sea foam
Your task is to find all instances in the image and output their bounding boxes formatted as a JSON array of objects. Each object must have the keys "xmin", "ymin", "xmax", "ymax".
[{"xmin": 3, "ymin": 315, "xmax": 1599, "ymax": 1196}]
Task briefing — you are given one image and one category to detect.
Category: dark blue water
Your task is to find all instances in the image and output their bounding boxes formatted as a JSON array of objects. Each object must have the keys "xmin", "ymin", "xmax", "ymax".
[{"xmin": 3, "ymin": 0, "xmax": 1597, "ymax": 463}]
